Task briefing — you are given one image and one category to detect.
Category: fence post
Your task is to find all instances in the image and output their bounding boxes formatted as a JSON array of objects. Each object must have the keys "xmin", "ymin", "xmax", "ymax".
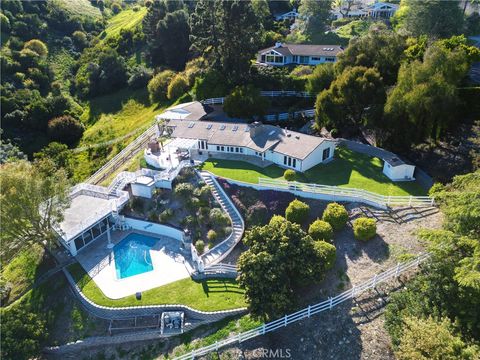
[
  {"xmin": 351, "ymin": 286, "xmax": 356, "ymax": 297},
  {"xmin": 307, "ymin": 305, "xmax": 311, "ymax": 318},
  {"xmin": 372, "ymin": 274, "xmax": 377, "ymax": 289},
  {"xmin": 387, "ymin": 195, "xmax": 391, "ymax": 206},
  {"xmin": 284, "ymin": 315, "xmax": 288, "ymax": 326},
  {"xmin": 262, "ymin": 323, "xmax": 266, "ymax": 335},
  {"xmin": 430, "ymin": 197, "xmax": 435, "ymax": 206},
  {"xmin": 329, "ymin": 297, "xmax": 333, "ymax": 310},
  {"xmin": 395, "ymin": 263, "xmax": 400, "ymax": 278}
]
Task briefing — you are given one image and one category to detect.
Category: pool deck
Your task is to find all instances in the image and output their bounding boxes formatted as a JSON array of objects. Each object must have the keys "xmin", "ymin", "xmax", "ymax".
[{"xmin": 75, "ymin": 229, "xmax": 191, "ymax": 299}]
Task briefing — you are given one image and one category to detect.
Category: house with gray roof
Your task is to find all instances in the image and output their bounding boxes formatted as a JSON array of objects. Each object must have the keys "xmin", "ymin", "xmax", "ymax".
[
  {"xmin": 165, "ymin": 119, "xmax": 336, "ymax": 172},
  {"xmin": 257, "ymin": 42, "xmax": 343, "ymax": 66}
]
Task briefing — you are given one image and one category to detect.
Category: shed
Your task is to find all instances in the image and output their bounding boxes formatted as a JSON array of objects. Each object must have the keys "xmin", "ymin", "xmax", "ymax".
[
  {"xmin": 131, "ymin": 176, "xmax": 155, "ymax": 198},
  {"xmin": 382, "ymin": 156, "xmax": 415, "ymax": 181}
]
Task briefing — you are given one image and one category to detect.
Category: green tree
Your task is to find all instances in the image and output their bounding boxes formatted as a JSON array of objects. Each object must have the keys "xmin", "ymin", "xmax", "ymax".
[
  {"xmin": 322, "ymin": 202, "xmax": 348, "ymax": 231},
  {"xmin": 335, "ymin": 27, "xmax": 406, "ymax": 85},
  {"xmin": 238, "ymin": 216, "xmax": 336, "ymax": 319},
  {"xmin": 285, "ymin": 199, "xmax": 310, "ymax": 224},
  {"xmin": 0, "ymin": 307, "xmax": 48, "ymax": 360},
  {"xmin": 23, "ymin": 39, "xmax": 48, "ymax": 58},
  {"xmin": 147, "ymin": 70, "xmax": 175, "ymax": 103},
  {"xmin": 223, "ymin": 85, "xmax": 270, "ymax": 119},
  {"xmin": 34, "ymin": 142, "xmax": 73, "ymax": 176},
  {"xmin": 306, "ymin": 63, "xmax": 335, "ymax": 94},
  {"xmin": 315, "ymin": 66, "xmax": 385, "ymax": 131},
  {"xmin": 297, "ymin": 0, "xmax": 333, "ymax": 41},
  {"xmin": 0, "ymin": 160, "xmax": 70, "ymax": 262},
  {"xmin": 190, "ymin": 0, "xmax": 263, "ymax": 83},
  {"xmin": 167, "ymin": 74, "xmax": 188, "ymax": 100},
  {"xmin": 395, "ymin": 0, "xmax": 464, "ymax": 38},
  {"xmin": 47, "ymin": 115, "xmax": 84, "ymax": 146}
]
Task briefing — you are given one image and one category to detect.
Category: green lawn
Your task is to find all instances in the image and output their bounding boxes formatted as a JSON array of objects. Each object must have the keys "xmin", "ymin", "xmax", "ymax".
[
  {"xmin": 68, "ymin": 263, "xmax": 247, "ymax": 311},
  {"xmin": 57, "ymin": 0, "xmax": 102, "ymax": 18},
  {"xmin": 200, "ymin": 147, "xmax": 427, "ymax": 196},
  {"xmin": 101, "ymin": 7, "xmax": 147, "ymax": 41}
]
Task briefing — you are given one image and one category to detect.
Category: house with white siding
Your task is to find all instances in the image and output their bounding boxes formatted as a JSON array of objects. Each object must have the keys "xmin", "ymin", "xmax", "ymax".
[
  {"xmin": 257, "ymin": 43, "xmax": 343, "ymax": 66},
  {"xmin": 331, "ymin": 1, "xmax": 398, "ymax": 20},
  {"xmin": 165, "ymin": 120, "xmax": 336, "ymax": 172}
]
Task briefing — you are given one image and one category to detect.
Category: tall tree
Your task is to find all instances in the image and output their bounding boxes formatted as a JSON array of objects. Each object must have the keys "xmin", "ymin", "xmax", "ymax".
[
  {"xmin": 298, "ymin": 0, "xmax": 333, "ymax": 41},
  {"xmin": 395, "ymin": 0, "xmax": 464, "ymax": 38},
  {"xmin": 336, "ymin": 26, "xmax": 406, "ymax": 85},
  {"xmin": 0, "ymin": 160, "xmax": 70, "ymax": 262},
  {"xmin": 315, "ymin": 66, "xmax": 386, "ymax": 131},
  {"xmin": 143, "ymin": 0, "xmax": 190, "ymax": 69},
  {"xmin": 190, "ymin": 0, "xmax": 263, "ymax": 84}
]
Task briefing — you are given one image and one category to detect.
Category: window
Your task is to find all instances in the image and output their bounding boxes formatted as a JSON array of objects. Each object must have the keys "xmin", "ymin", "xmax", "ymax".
[
  {"xmin": 235, "ymin": 147, "xmax": 239, "ymax": 153},
  {"xmin": 300, "ymin": 56, "xmax": 309, "ymax": 64},
  {"xmin": 288, "ymin": 157, "xmax": 292, "ymax": 166},
  {"xmin": 240, "ymin": 148, "xmax": 244, "ymax": 153},
  {"xmin": 230, "ymin": 147, "xmax": 234, "ymax": 152},
  {"xmin": 292, "ymin": 158, "xmax": 296, "ymax": 168},
  {"xmin": 325, "ymin": 57, "xmax": 336, "ymax": 62},
  {"xmin": 322, "ymin": 147, "xmax": 330, "ymax": 161},
  {"xmin": 217, "ymin": 146, "xmax": 220, "ymax": 151},
  {"xmin": 74, "ymin": 237, "xmax": 84, "ymax": 251},
  {"xmin": 293, "ymin": 55, "xmax": 298, "ymax": 63},
  {"xmin": 261, "ymin": 55, "xmax": 266, "ymax": 62},
  {"xmin": 284, "ymin": 155, "xmax": 287, "ymax": 165},
  {"xmin": 311, "ymin": 57, "xmax": 322, "ymax": 61},
  {"xmin": 221, "ymin": 146, "xmax": 225, "ymax": 151}
]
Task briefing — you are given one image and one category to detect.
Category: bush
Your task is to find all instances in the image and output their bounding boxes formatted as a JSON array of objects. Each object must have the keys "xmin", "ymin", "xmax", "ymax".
[
  {"xmin": 313, "ymin": 240, "xmax": 336, "ymax": 270},
  {"xmin": 72, "ymin": 31, "xmax": 88, "ymax": 50},
  {"xmin": 167, "ymin": 74, "xmax": 189, "ymax": 100},
  {"xmin": 47, "ymin": 115, "xmax": 84, "ymax": 146},
  {"xmin": 23, "ymin": 39, "xmax": 48, "ymax": 57},
  {"xmin": 209, "ymin": 208, "xmax": 229, "ymax": 226},
  {"xmin": 195, "ymin": 240, "xmax": 205, "ymax": 254},
  {"xmin": 111, "ymin": 2, "xmax": 122, "ymax": 14},
  {"xmin": 353, "ymin": 217, "xmax": 377, "ymax": 241},
  {"xmin": 174, "ymin": 182, "xmax": 194, "ymax": 199},
  {"xmin": 223, "ymin": 85, "xmax": 270, "ymax": 119},
  {"xmin": 308, "ymin": 219, "xmax": 333, "ymax": 242},
  {"xmin": 192, "ymin": 70, "xmax": 228, "ymax": 100},
  {"xmin": 247, "ymin": 201, "xmax": 269, "ymax": 225},
  {"xmin": 285, "ymin": 199, "xmax": 310, "ymax": 224},
  {"xmin": 322, "ymin": 202, "xmax": 348, "ymax": 231},
  {"xmin": 128, "ymin": 66, "xmax": 153, "ymax": 89},
  {"xmin": 283, "ymin": 169, "xmax": 296, "ymax": 181},
  {"xmin": 148, "ymin": 70, "xmax": 175, "ymax": 103},
  {"xmin": 159, "ymin": 208, "xmax": 174, "ymax": 222},
  {"xmin": 207, "ymin": 229, "xmax": 217, "ymax": 242},
  {"xmin": 306, "ymin": 63, "xmax": 335, "ymax": 94},
  {"xmin": 290, "ymin": 65, "xmax": 313, "ymax": 78}
]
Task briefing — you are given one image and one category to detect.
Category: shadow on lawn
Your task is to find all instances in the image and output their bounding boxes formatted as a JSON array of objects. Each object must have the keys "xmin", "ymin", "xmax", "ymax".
[{"xmin": 201, "ymin": 279, "xmax": 244, "ymax": 297}]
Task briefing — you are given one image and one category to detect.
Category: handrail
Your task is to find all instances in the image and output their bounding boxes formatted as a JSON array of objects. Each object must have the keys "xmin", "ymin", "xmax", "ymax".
[{"xmin": 174, "ymin": 253, "xmax": 430, "ymax": 360}]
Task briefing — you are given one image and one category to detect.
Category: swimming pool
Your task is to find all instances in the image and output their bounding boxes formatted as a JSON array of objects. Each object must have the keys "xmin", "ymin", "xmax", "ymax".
[{"xmin": 113, "ymin": 233, "xmax": 157, "ymax": 279}]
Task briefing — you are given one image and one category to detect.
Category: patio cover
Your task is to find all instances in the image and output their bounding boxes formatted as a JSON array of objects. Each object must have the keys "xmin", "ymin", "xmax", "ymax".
[{"xmin": 166, "ymin": 138, "xmax": 198, "ymax": 150}]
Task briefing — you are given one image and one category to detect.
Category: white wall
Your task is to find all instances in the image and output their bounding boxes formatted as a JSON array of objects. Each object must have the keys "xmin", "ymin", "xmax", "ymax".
[
  {"xmin": 131, "ymin": 183, "xmax": 154, "ymax": 198},
  {"xmin": 383, "ymin": 162, "xmax": 415, "ymax": 181},
  {"xmin": 124, "ymin": 217, "xmax": 185, "ymax": 242},
  {"xmin": 301, "ymin": 141, "xmax": 335, "ymax": 171}
]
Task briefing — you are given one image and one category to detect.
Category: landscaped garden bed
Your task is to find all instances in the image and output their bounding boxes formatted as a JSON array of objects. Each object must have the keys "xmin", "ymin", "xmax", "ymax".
[
  {"xmin": 201, "ymin": 147, "xmax": 427, "ymax": 196},
  {"xmin": 121, "ymin": 168, "xmax": 232, "ymax": 253},
  {"xmin": 68, "ymin": 263, "xmax": 247, "ymax": 311}
]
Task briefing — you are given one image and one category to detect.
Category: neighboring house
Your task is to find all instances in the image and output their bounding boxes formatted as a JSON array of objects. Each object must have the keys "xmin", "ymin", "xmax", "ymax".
[
  {"xmin": 332, "ymin": 1, "xmax": 398, "ymax": 20},
  {"xmin": 274, "ymin": 8, "xmax": 299, "ymax": 21},
  {"xmin": 257, "ymin": 42, "xmax": 343, "ymax": 66},
  {"xmin": 165, "ymin": 119, "xmax": 336, "ymax": 172},
  {"xmin": 382, "ymin": 156, "xmax": 415, "ymax": 181},
  {"xmin": 154, "ymin": 101, "xmax": 208, "ymax": 121}
]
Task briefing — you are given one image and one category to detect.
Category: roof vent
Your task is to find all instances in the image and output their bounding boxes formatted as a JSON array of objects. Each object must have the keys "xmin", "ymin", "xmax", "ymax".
[
  {"xmin": 232, "ymin": 125, "xmax": 238, "ymax": 132},
  {"xmin": 287, "ymin": 133, "xmax": 292, "ymax": 137},
  {"xmin": 275, "ymin": 42, "xmax": 283, "ymax": 48},
  {"xmin": 295, "ymin": 135, "xmax": 300, "ymax": 139},
  {"xmin": 188, "ymin": 122, "xmax": 195, "ymax": 128},
  {"xmin": 206, "ymin": 124, "xmax": 212, "ymax": 129},
  {"xmin": 220, "ymin": 124, "xmax": 226, "ymax": 130}
]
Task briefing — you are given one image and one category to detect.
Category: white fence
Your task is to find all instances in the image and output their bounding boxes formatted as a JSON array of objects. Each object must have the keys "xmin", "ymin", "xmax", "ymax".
[
  {"xmin": 174, "ymin": 253, "xmax": 430, "ymax": 360},
  {"xmin": 263, "ymin": 108, "xmax": 315, "ymax": 122},
  {"xmin": 258, "ymin": 178, "xmax": 435, "ymax": 208},
  {"xmin": 201, "ymin": 91, "xmax": 314, "ymax": 105},
  {"xmin": 86, "ymin": 123, "xmax": 159, "ymax": 185}
]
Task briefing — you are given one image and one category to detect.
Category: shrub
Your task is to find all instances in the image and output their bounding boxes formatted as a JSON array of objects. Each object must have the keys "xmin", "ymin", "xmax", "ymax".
[
  {"xmin": 72, "ymin": 31, "xmax": 88, "ymax": 50},
  {"xmin": 290, "ymin": 65, "xmax": 313, "ymax": 78},
  {"xmin": 207, "ymin": 229, "xmax": 217, "ymax": 242},
  {"xmin": 1, "ymin": 13, "xmax": 11, "ymax": 33},
  {"xmin": 322, "ymin": 202, "xmax": 348, "ymax": 231},
  {"xmin": 23, "ymin": 39, "xmax": 48, "ymax": 57},
  {"xmin": 147, "ymin": 70, "xmax": 175, "ymax": 103},
  {"xmin": 223, "ymin": 85, "xmax": 270, "ymax": 119},
  {"xmin": 192, "ymin": 70, "xmax": 228, "ymax": 100},
  {"xmin": 209, "ymin": 208, "xmax": 229, "ymax": 226},
  {"xmin": 308, "ymin": 219, "xmax": 333, "ymax": 242},
  {"xmin": 195, "ymin": 240, "xmax": 205, "ymax": 254},
  {"xmin": 247, "ymin": 201, "xmax": 269, "ymax": 225},
  {"xmin": 167, "ymin": 74, "xmax": 189, "ymax": 100},
  {"xmin": 47, "ymin": 115, "xmax": 84, "ymax": 146},
  {"xmin": 313, "ymin": 240, "xmax": 336, "ymax": 270},
  {"xmin": 128, "ymin": 66, "xmax": 153, "ymax": 89},
  {"xmin": 353, "ymin": 217, "xmax": 377, "ymax": 241},
  {"xmin": 159, "ymin": 208, "xmax": 174, "ymax": 222},
  {"xmin": 283, "ymin": 169, "xmax": 296, "ymax": 181},
  {"xmin": 174, "ymin": 182, "xmax": 194, "ymax": 199},
  {"xmin": 111, "ymin": 2, "xmax": 122, "ymax": 14},
  {"xmin": 285, "ymin": 199, "xmax": 310, "ymax": 224}
]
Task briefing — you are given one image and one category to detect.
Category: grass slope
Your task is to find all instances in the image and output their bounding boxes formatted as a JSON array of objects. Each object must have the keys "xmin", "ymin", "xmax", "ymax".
[
  {"xmin": 69, "ymin": 263, "xmax": 247, "ymax": 311},
  {"xmin": 56, "ymin": 0, "xmax": 102, "ymax": 19},
  {"xmin": 101, "ymin": 7, "xmax": 147, "ymax": 41},
  {"xmin": 200, "ymin": 147, "xmax": 427, "ymax": 196}
]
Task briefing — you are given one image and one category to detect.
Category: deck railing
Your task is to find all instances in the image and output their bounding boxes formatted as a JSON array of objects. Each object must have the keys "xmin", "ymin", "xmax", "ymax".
[{"xmin": 174, "ymin": 253, "xmax": 430, "ymax": 360}]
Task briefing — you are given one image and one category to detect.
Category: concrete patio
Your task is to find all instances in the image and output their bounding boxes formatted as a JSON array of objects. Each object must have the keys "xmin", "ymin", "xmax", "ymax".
[{"xmin": 75, "ymin": 229, "xmax": 191, "ymax": 299}]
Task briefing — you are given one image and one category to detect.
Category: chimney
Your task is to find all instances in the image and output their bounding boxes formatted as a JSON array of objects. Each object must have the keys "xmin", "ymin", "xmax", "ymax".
[
  {"xmin": 274, "ymin": 42, "xmax": 283, "ymax": 48},
  {"xmin": 249, "ymin": 122, "xmax": 263, "ymax": 138}
]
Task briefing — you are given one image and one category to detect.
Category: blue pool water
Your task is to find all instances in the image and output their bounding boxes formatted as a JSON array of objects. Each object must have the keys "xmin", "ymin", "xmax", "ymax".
[{"xmin": 113, "ymin": 233, "xmax": 157, "ymax": 279}]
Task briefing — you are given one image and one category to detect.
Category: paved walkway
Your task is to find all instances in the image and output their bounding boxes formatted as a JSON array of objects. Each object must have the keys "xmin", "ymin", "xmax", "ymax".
[{"xmin": 198, "ymin": 171, "xmax": 245, "ymax": 266}]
